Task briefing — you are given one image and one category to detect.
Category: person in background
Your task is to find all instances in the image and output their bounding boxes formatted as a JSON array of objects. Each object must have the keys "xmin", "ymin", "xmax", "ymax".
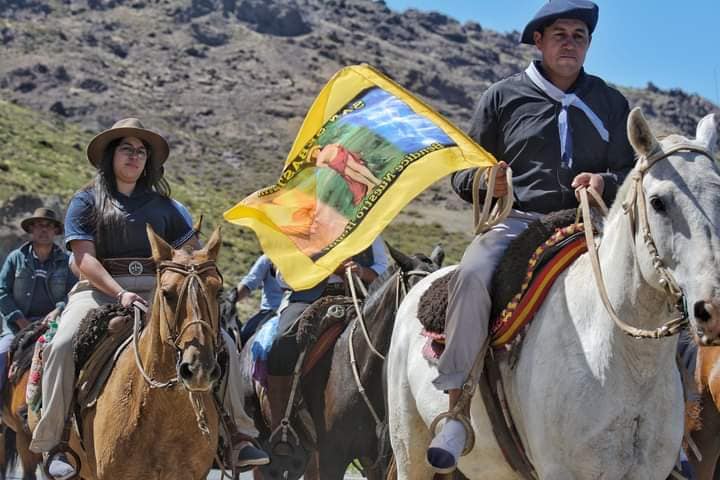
[
  {"xmin": 0, "ymin": 207, "xmax": 76, "ymax": 404},
  {"xmin": 235, "ymin": 254, "xmax": 283, "ymax": 345}
]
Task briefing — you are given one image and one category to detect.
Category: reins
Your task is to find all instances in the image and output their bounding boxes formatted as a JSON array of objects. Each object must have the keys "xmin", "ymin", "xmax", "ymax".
[
  {"xmin": 130, "ymin": 259, "xmax": 222, "ymax": 437},
  {"xmin": 347, "ymin": 266, "xmax": 430, "ymax": 446},
  {"xmin": 578, "ymin": 143, "xmax": 714, "ymax": 339}
]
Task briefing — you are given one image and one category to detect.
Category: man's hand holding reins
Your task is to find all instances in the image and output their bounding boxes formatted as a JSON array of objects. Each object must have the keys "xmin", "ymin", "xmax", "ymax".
[
  {"xmin": 491, "ymin": 161, "xmax": 509, "ymax": 198},
  {"xmin": 572, "ymin": 172, "xmax": 604, "ymax": 206}
]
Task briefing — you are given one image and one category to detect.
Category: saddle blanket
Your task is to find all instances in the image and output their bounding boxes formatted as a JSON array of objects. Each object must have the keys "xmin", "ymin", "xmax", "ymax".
[{"xmin": 422, "ymin": 229, "xmax": 587, "ymax": 359}]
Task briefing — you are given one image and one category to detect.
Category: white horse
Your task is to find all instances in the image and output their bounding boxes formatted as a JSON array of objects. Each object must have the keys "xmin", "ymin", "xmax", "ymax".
[{"xmin": 386, "ymin": 109, "xmax": 720, "ymax": 479}]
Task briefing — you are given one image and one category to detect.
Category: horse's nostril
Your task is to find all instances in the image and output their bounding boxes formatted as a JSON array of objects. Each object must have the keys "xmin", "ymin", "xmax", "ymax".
[
  {"xmin": 178, "ymin": 362, "xmax": 194, "ymax": 381},
  {"xmin": 694, "ymin": 300, "xmax": 712, "ymax": 322}
]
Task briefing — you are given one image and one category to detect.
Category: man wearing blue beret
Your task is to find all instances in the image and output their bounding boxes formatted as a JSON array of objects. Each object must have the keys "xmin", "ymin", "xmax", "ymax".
[{"xmin": 428, "ymin": 0, "xmax": 637, "ymax": 473}]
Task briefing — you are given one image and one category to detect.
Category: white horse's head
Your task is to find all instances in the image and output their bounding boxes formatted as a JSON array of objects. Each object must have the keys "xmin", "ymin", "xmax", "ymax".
[{"xmin": 625, "ymin": 108, "xmax": 720, "ymax": 344}]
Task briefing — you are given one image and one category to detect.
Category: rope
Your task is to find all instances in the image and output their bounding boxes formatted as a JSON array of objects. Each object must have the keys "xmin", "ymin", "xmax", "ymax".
[
  {"xmin": 132, "ymin": 302, "xmax": 178, "ymax": 389},
  {"xmin": 348, "ymin": 319, "xmax": 384, "ymax": 430},
  {"xmin": 346, "ymin": 267, "xmax": 384, "ymax": 360},
  {"xmin": 472, "ymin": 164, "xmax": 514, "ymax": 235},
  {"xmin": 347, "ymin": 267, "xmax": 430, "ymax": 472},
  {"xmin": 579, "ymin": 186, "xmax": 687, "ymax": 339},
  {"xmin": 189, "ymin": 391, "xmax": 210, "ymax": 437}
]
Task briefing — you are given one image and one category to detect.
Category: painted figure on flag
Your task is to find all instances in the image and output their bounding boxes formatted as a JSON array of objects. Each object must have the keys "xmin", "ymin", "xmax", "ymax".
[{"xmin": 312, "ymin": 143, "xmax": 381, "ymax": 206}]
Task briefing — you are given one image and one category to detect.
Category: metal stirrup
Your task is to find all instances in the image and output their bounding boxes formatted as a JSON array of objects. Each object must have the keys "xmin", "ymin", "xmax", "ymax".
[{"xmin": 428, "ymin": 341, "xmax": 489, "ymax": 456}]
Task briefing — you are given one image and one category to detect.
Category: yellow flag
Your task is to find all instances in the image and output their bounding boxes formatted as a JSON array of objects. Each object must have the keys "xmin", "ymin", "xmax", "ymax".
[{"xmin": 224, "ymin": 64, "xmax": 496, "ymax": 290}]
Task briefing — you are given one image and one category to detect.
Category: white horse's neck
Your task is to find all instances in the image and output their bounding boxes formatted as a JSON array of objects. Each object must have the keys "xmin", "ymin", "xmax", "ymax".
[{"xmin": 577, "ymin": 207, "xmax": 678, "ymax": 383}]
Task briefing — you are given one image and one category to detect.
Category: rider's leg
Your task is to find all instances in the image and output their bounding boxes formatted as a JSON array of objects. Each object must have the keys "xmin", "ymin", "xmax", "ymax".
[
  {"xmin": 240, "ymin": 309, "xmax": 274, "ymax": 346},
  {"xmin": 219, "ymin": 330, "xmax": 269, "ymax": 467},
  {"xmin": 31, "ymin": 275, "xmax": 154, "ymax": 477},
  {"xmin": 266, "ymin": 302, "xmax": 313, "ymax": 454},
  {"xmin": 428, "ymin": 211, "xmax": 540, "ymax": 473},
  {"xmin": 30, "ymin": 281, "xmax": 100, "ymax": 453}
]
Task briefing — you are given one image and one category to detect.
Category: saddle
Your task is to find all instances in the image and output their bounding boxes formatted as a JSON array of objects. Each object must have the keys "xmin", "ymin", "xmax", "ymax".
[
  {"xmin": 257, "ymin": 295, "xmax": 357, "ymax": 453},
  {"xmin": 418, "ymin": 209, "xmax": 584, "ymax": 353},
  {"xmin": 8, "ymin": 321, "xmax": 48, "ymax": 386},
  {"xmin": 72, "ymin": 304, "xmax": 134, "ymax": 409}
]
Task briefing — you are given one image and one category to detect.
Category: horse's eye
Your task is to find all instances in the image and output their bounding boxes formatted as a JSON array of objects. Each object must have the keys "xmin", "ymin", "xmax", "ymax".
[
  {"xmin": 649, "ymin": 196, "xmax": 666, "ymax": 213},
  {"xmin": 161, "ymin": 288, "xmax": 177, "ymax": 302}
]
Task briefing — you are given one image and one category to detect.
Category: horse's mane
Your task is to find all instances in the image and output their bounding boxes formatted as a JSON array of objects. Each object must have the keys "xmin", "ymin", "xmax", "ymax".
[
  {"xmin": 607, "ymin": 165, "xmax": 636, "ymax": 220},
  {"xmin": 363, "ymin": 263, "xmax": 401, "ymax": 313}
]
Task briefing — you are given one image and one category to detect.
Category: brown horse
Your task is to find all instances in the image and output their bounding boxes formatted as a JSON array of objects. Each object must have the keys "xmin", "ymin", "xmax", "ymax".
[
  {"xmin": 688, "ymin": 345, "xmax": 720, "ymax": 479},
  {"xmin": 55, "ymin": 225, "xmax": 225, "ymax": 479},
  {"xmin": 1, "ymin": 368, "xmax": 42, "ymax": 480},
  {"xmin": 240, "ymin": 245, "xmax": 444, "ymax": 480},
  {"xmin": 0, "ymin": 319, "xmax": 54, "ymax": 480}
]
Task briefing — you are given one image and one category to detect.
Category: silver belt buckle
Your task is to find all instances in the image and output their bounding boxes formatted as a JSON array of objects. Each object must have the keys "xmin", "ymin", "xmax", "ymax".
[{"xmin": 128, "ymin": 260, "xmax": 144, "ymax": 276}]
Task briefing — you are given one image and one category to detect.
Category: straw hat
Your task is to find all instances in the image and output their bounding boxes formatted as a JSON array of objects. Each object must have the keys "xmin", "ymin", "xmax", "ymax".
[
  {"xmin": 86, "ymin": 118, "xmax": 169, "ymax": 170},
  {"xmin": 20, "ymin": 207, "xmax": 63, "ymax": 234}
]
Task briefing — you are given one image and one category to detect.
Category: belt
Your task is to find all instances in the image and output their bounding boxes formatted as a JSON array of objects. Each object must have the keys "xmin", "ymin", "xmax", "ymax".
[{"xmin": 102, "ymin": 257, "xmax": 156, "ymax": 276}]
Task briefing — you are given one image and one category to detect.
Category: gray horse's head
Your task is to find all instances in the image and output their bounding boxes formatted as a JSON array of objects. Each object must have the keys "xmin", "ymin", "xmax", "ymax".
[{"xmin": 626, "ymin": 108, "xmax": 720, "ymax": 344}]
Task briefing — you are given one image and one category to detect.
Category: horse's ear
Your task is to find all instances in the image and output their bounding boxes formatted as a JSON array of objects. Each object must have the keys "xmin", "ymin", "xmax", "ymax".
[
  {"xmin": 147, "ymin": 224, "xmax": 173, "ymax": 262},
  {"xmin": 627, "ymin": 107, "xmax": 661, "ymax": 158},
  {"xmin": 203, "ymin": 226, "xmax": 222, "ymax": 260},
  {"xmin": 193, "ymin": 214, "xmax": 203, "ymax": 236},
  {"xmin": 386, "ymin": 242, "xmax": 415, "ymax": 272},
  {"xmin": 430, "ymin": 245, "xmax": 445, "ymax": 267},
  {"xmin": 696, "ymin": 113, "xmax": 718, "ymax": 155}
]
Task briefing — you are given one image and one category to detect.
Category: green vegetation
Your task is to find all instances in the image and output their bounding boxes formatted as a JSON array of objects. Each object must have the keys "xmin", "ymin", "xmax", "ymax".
[{"xmin": 0, "ymin": 99, "xmax": 466, "ymax": 294}]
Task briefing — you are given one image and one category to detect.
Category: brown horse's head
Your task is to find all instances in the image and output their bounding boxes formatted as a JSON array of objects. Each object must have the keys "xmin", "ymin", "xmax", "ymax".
[{"xmin": 147, "ymin": 224, "xmax": 223, "ymax": 392}]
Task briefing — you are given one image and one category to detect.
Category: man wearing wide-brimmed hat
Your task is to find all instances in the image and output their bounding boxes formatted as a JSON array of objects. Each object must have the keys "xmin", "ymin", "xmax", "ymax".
[
  {"xmin": 0, "ymin": 207, "xmax": 77, "ymax": 404},
  {"xmin": 29, "ymin": 118, "xmax": 268, "ymax": 478},
  {"xmin": 426, "ymin": 0, "xmax": 637, "ymax": 473}
]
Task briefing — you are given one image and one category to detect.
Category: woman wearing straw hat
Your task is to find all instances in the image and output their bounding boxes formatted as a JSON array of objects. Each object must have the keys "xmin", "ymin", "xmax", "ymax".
[
  {"xmin": 29, "ymin": 118, "xmax": 268, "ymax": 478},
  {"xmin": 0, "ymin": 207, "xmax": 76, "ymax": 404}
]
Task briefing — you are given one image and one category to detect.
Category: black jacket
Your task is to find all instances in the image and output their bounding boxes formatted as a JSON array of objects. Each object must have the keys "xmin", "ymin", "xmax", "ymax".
[{"xmin": 452, "ymin": 62, "xmax": 635, "ymax": 214}]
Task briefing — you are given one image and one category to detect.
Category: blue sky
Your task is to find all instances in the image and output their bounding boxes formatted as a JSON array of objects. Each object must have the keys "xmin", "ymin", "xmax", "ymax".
[{"xmin": 385, "ymin": 0, "xmax": 720, "ymax": 106}]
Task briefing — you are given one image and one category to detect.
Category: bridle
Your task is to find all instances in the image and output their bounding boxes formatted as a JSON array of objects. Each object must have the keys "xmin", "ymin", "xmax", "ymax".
[
  {"xmin": 132, "ymin": 259, "xmax": 222, "ymax": 390},
  {"xmin": 579, "ymin": 142, "xmax": 715, "ymax": 339},
  {"xmin": 158, "ymin": 260, "xmax": 222, "ymax": 356}
]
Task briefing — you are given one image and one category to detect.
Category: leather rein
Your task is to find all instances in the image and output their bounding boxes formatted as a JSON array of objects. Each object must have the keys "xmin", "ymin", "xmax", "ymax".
[{"xmin": 579, "ymin": 143, "xmax": 715, "ymax": 339}]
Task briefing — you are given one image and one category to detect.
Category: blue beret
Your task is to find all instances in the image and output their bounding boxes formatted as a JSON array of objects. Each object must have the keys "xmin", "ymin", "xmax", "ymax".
[{"xmin": 521, "ymin": 0, "xmax": 599, "ymax": 45}]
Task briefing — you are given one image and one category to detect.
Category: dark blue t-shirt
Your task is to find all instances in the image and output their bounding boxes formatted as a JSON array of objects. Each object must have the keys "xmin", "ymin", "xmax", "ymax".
[{"xmin": 64, "ymin": 187, "xmax": 194, "ymax": 258}]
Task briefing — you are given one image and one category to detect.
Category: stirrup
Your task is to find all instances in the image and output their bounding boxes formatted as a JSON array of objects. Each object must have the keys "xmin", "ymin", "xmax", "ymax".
[
  {"xmin": 269, "ymin": 417, "xmax": 300, "ymax": 456},
  {"xmin": 428, "ymin": 411, "xmax": 475, "ymax": 457},
  {"xmin": 44, "ymin": 443, "xmax": 82, "ymax": 480}
]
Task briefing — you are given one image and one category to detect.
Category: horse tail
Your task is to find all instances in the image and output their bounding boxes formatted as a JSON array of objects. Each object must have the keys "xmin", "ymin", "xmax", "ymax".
[{"xmin": 2, "ymin": 425, "xmax": 18, "ymax": 479}]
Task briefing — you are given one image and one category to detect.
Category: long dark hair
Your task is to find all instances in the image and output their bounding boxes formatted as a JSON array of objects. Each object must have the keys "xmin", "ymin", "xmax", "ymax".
[{"xmin": 85, "ymin": 137, "xmax": 172, "ymax": 258}]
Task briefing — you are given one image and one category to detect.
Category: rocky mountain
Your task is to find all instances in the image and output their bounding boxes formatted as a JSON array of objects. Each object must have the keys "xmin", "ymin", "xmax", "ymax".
[{"xmin": 1, "ymin": 0, "xmax": 718, "ymax": 278}]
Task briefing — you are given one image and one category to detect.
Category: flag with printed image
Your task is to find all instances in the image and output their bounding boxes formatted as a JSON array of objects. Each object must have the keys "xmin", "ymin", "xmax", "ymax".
[{"xmin": 224, "ymin": 64, "xmax": 497, "ymax": 290}]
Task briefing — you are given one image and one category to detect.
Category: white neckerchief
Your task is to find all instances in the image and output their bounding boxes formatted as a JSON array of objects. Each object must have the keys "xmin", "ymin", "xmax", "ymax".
[{"xmin": 525, "ymin": 62, "xmax": 609, "ymax": 169}]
